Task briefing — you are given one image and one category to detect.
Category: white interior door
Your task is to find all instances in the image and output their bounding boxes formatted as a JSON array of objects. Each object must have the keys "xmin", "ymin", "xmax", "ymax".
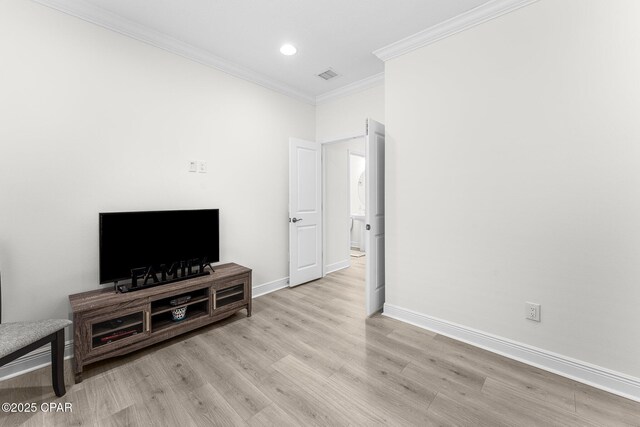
[
  {"xmin": 289, "ymin": 138, "xmax": 323, "ymax": 287},
  {"xmin": 365, "ymin": 119, "xmax": 385, "ymax": 316}
]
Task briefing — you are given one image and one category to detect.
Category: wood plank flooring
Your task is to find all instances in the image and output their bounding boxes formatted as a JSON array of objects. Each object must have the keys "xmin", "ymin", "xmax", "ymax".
[{"xmin": 1, "ymin": 257, "xmax": 639, "ymax": 426}]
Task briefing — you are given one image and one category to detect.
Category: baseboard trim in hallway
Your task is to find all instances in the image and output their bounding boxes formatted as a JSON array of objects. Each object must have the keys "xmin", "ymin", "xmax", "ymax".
[
  {"xmin": 324, "ymin": 260, "xmax": 351, "ymax": 275},
  {"xmin": 383, "ymin": 303, "xmax": 640, "ymax": 403},
  {"xmin": 252, "ymin": 277, "xmax": 289, "ymax": 298}
]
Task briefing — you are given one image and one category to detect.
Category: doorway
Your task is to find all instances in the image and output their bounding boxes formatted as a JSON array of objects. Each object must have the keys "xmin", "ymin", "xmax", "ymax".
[
  {"xmin": 322, "ymin": 136, "xmax": 365, "ymax": 277},
  {"xmin": 289, "ymin": 119, "xmax": 385, "ymax": 316}
]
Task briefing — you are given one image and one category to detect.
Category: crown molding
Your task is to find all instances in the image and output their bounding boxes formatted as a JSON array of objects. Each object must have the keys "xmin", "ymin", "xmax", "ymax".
[
  {"xmin": 31, "ymin": 0, "xmax": 317, "ymax": 105},
  {"xmin": 373, "ymin": 0, "xmax": 540, "ymax": 61},
  {"xmin": 315, "ymin": 72, "xmax": 384, "ymax": 105},
  {"xmin": 30, "ymin": 0, "xmax": 535, "ymax": 105},
  {"xmin": 316, "ymin": 73, "xmax": 384, "ymax": 105}
]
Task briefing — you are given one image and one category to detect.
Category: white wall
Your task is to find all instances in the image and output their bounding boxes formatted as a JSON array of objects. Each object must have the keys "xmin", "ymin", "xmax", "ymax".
[
  {"xmin": 349, "ymin": 154, "xmax": 365, "ymax": 249},
  {"xmin": 350, "ymin": 154, "xmax": 366, "ymax": 216},
  {"xmin": 386, "ymin": 0, "xmax": 640, "ymax": 379},
  {"xmin": 0, "ymin": 0, "xmax": 315, "ymax": 323},
  {"xmin": 315, "ymin": 85, "xmax": 385, "ymax": 142}
]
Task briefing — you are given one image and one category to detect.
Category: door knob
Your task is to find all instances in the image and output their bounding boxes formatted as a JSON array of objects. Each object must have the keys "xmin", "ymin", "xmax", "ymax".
[{"xmin": 292, "ymin": 218, "xmax": 303, "ymax": 223}]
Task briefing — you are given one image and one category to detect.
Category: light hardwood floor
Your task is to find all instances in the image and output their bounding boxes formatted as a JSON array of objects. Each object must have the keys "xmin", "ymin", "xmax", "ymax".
[{"xmin": 1, "ymin": 257, "xmax": 639, "ymax": 426}]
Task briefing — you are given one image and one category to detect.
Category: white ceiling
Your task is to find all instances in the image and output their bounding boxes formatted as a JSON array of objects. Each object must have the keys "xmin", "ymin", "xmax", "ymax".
[{"xmin": 60, "ymin": 0, "xmax": 491, "ymax": 100}]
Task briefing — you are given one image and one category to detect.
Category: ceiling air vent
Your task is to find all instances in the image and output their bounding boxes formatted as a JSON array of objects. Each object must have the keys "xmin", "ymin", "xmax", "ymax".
[{"xmin": 317, "ymin": 69, "xmax": 338, "ymax": 81}]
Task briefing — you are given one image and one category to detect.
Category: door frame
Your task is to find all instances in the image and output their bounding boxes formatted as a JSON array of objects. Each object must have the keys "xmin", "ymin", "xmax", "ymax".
[{"xmin": 320, "ymin": 134, "xmax": 365, "ymax": 276}]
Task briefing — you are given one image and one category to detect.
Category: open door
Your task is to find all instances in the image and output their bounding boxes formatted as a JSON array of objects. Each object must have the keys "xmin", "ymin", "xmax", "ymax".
[
  {"xmin": 365, "ymin": 119, "xmax": 385, "ymax": 316},
  {"xmin": 289, "ymin": 138, "xmax": 323, "ymax": 287}
]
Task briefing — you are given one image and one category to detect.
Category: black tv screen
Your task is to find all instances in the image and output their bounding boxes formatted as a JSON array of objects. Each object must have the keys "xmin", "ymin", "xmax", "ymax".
[{"xmin": 99, "ymin": 209, "xmax": 219, "ymax": 284}]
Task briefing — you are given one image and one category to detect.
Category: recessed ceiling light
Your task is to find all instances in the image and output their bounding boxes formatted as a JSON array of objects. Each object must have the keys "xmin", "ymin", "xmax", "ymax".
[{"xmin": 280, "ymin": 44, "xmax": 297, "ymax": 56}]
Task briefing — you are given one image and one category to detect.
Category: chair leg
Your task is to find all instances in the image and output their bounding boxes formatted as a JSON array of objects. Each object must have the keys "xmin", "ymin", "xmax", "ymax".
[{"xmin": 51, "ymin": 329, "xmax": 66, "ymax": 397}]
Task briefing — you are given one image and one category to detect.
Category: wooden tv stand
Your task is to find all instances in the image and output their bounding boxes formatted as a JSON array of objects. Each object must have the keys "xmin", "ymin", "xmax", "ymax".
[{"xmin": 68, "ymin": 263, "xmax": 251, "ymax": 383}]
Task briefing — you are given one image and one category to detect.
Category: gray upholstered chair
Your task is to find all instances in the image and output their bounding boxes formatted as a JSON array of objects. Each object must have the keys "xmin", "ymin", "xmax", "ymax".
[{"xmin": 0, "ymin": 273, "xmax": 72, "ymax": 397}]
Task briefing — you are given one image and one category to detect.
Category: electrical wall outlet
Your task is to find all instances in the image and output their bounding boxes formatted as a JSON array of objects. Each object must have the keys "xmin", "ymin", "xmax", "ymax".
[
  {"xmin": 188, "ymin": 161, "xmax": 197, "ymax": 172},
  {"xmin": 525, "ymin": 302, "xmax": 541, "ymax": 322}
]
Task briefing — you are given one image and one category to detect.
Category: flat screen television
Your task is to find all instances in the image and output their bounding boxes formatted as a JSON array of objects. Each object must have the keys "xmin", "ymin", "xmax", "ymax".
[{"xmin": 99, "ymin": 209, "xmax": 219, "ymax": 284}]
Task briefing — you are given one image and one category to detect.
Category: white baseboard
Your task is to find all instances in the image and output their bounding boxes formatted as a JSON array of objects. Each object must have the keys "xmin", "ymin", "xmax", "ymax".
[
  {"xmin": 0, "ymin": 340, "xmax": 74, "ymax": 381},
  {"xmin": 252, "ymin": 277, "xmax": 289, "ymax": 298},
  {"xmin": 383, "ymin": 303, "xmax": 640, "ymax": 403},
  {"xmin": 0, "ymin": 277, "xmax": 290, "ymax": 382},
  {"xmin": 324, "ymin": 260, "xmax": 351, "ymax": 275}
]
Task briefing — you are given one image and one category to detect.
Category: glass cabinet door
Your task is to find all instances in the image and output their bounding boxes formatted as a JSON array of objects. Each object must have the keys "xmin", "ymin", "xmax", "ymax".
[
  {"xmin": 216, "ymin": 284, "xmax": 245, "ymax": 308},
  {"xmin": 213, "ymin": 275, "xmax": 249, "ymax": 312},
  {"xmin": 89, "ymin": 306, "xmax": 149, "ymax": 351}
]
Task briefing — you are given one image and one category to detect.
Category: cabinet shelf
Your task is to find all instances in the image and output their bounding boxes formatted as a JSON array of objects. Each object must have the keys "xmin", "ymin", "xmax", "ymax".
[
  {"xmin": 91, "ymin": 311, "xmax": 144, "ymax": 338},
  {"xmin": 216, "ymin": 290, "xmax": 243, "ymax": 300},
  {"xmin": 151, "ymin": 308, "xmax": 208, "ymax": 333},
  {"xmin": 151, "ymin": 295, "xmax": 209, "ymax": 316},
  {"xmin": 92, "ymin": 319, "xmax": 143, "ymax": 338},
  {"xmin": 92, "ymin": 323, "xmax": 144, "ymax": 348}
]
